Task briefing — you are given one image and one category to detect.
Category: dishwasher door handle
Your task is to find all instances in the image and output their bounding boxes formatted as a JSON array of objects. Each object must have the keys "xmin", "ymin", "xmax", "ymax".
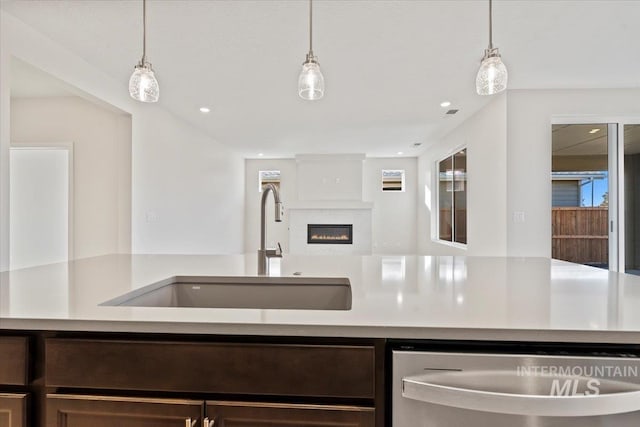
[{"xmin": 402, "ymin": 370, "xmax": 640, "ymax": 417}]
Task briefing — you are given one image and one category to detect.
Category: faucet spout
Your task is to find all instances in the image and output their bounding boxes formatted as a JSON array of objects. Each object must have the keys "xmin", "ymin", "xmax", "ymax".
[{"xmin": 258, "ymin": 183, "xmax": 284, "ymax": 275}]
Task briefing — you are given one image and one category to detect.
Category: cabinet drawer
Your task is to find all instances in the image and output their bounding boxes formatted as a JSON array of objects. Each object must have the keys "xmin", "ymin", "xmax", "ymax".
[
  {"xmin": 0, "ymin": 393, "xmax": 28, "ymax": 427},
  {"xmin": 45, "ymin": 339, "xmax": 375, "ymax": 398},
  {"xmin": 46, "ymin": 394, "xmax": 203, "ymax": 427},
  {"xmin": 206, "ymin": 400, "xmax": 375, "ymax": 427},
  {"xmin": 0, "ymin": 337, "xmax": 28, "ymax": 385}
]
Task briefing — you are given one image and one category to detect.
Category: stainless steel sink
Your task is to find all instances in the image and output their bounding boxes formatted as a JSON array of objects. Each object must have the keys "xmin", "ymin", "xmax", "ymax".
[{"xmin": 101, "ymin": 276, "xmax": 352, "ymax": 310}]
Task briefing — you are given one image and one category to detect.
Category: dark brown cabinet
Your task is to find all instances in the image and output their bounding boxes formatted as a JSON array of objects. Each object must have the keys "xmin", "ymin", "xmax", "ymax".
[
  {"xmin": 42, "ymin": 337, "xmax": 383, "ymax": 427},
  {"xmin": 44, "ymin": 396, "xmax": 374, "ymax": 427},
  {"xmin": 46, "ymin": 394, "xmax": 204, "ymax": 427},
  {"xmin": 0, "ymin": 337, "xmax": 29, "ymax": 427},
  {"xmin": 45, "ymin": 339, "xmax": 375, "ymax": 398},
  {"xmin": 0, "ymin": 337, "xmax": 29, "ymax": 386},
  {"xmin": 0, "ymin": 393, "xmax": 28, "ymax": 427},
  {"xmin": 205, "ymin": 401, "xmax": 375, "ymax": 427}
]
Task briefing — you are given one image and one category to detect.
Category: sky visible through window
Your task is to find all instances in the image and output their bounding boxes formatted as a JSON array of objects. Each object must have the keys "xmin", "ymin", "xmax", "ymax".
[{"xmin": 580, "ymin": 172, "xmax": 608, "ymax": 207}]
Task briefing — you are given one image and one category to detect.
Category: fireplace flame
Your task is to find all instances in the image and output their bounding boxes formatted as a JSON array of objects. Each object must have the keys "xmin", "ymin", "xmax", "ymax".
[{"xmin": 310, "ymin": 234, "xmax": 350, "ymax": 241}]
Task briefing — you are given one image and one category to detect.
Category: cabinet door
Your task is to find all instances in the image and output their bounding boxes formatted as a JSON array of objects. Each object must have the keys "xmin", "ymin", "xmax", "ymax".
[
  {"xmin": 206, "ymin": 401, "xmax": 375, "ymax": 427},
  {"xmin": 0, "ymin": 393, "xmax": 27, "ymax": 427},
  {"xmin": 47, "ymin": 394, "xmax": 203, "ymax": 427},
  {"xmin": 0, "ymin": 337, "xmax": 29, "ymax": 385}
]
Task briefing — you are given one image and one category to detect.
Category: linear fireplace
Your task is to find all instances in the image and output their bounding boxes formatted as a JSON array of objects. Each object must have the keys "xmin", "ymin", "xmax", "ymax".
[{"xmin": 307, "ymin": 224, "xmax": 353, "ymax": 244}]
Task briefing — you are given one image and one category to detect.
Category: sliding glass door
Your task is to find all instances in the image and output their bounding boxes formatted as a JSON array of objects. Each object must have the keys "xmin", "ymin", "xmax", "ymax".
[
  {"xmin": 623, "ymin": 124, "xmax": 640, "ymax": 275},
  {"xmin": 552, "ymin": 121, "xmax": 640, "ymax": 275},
  {"xmin": 551, "ymin": 124, "xmax": 615, "ymax": 270}
]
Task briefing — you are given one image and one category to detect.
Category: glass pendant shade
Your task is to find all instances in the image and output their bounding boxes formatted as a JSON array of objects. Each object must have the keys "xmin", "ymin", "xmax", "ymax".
[
  {"xmin": 129, "ymin": 62, "xmax": 159, "ymax": 102},
  {"xmin": 475, "ymin": 49, "xmax": 508, "ymax": 95},
  {"xmin": 298, "ymin": 60, "xmax": 324, "ymax": 100},
  {"xmin": 129, "ymin": 0, "xmax": 159, "ymax": 103}
]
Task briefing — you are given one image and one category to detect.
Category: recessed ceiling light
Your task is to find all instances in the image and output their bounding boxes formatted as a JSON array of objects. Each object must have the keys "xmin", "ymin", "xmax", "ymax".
[
  {"xmin": 199, "ymin": 107, "xmax": 210, "ymax": 113},
  {"xmin": 440, "ymin": 101, "xmax": 451, "ymax": 108},
  {"xmin": 258, "ymin": 153, "xmax": 264, "ymax": 157},
  {"xmin": 589, "ymin": 128, "xmax": 601, "ymax": 134},
  {"xmin": 397, "ymin": 151, "xmax": 404, "ymax": 155}
]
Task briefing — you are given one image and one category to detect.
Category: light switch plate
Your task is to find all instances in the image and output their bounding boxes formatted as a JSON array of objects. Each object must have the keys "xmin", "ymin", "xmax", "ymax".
[
  {"xmin": 145, "ymin": 211, "xmax": 159, "ymax": 223},
  {"xmin": 513, "ymin": 211, "xmax": 525, "ymax": 223}
]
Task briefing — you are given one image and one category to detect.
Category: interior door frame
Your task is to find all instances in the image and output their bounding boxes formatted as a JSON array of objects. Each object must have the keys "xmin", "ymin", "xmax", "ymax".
[
  {"xmin": 608, "ymin": 123, "xmax": 619, "ymax": 272},
  {"xmin": 9, "ymin": 141, "xmax": 74, "ymax": 263}
]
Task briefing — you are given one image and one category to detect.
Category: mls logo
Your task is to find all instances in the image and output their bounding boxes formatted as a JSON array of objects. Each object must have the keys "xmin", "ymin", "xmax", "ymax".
[{"xmin": 550, "ymin": 378, "xmax": 601, "ymax": 396}]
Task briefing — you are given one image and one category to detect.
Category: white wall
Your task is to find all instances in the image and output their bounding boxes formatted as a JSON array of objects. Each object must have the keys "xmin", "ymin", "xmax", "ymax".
[
  {"xmin": 417, "ymin": 94, "xmax": 508, "ymax": 256},
  {"xmin": 134, "ymin": 115, "xmax": 246, "ymax": 255},
  {"xmin": 363, "ymin": 157, "xmax": 417, "ymax": 254},
  {"xmin": 0, "ymin": 12, "xmax": 12, "ymax": 270},
  {"xmin": 0, "ymin": 10, "xmax": 245, "ymax": 268},
  {"xmin": 245, "ymin": 156, "xmax": 418, "ymax": 254},
  {"xmin": 416, "ymin": 89, "xmax": 640, "ymax": 258},
  {"xmin": 296, "ymin": 154, "xmax": 364, "ymax": 201},
  {"xmin": 11, "ymin": 97, "xmax": 131, "ymax": 260},
  {"xmin": 131, "ymin": 105, "xmax": 244, "ymax": 255},
  {"xmin": 506, "ymin": 89, "xmax": 640, "ymax": 257}
]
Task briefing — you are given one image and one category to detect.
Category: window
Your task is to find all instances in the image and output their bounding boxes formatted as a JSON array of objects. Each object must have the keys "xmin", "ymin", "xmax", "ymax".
[
  {"xmin": 381, "ymin": 169, "xmax": 405, "ymax": 192},
  {"xmin": 258, "ymin": 170, "xmax": 280, "ymax": 192},
  {"xmin": 437, "ymin": 149, "xmax": 467, "ymax": 245},
  {"xmin": 551, "ymin": 172, "xmax": 608, "ymax": 207}
]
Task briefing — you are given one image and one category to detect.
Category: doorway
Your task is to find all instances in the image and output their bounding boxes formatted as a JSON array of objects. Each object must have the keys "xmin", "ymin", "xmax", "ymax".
[
  {"xmin": 9, "ymin": 145, "xmax": 73, "ymax": 269},
  {"xmin": 551, "ymin": 122, "xmax": 640, "ymax": 275},
  {"xmin": 551, "ymin": 124, "xmax": 613, "ymax": 269},
  {"xmin": 623, "ymin": 124, "xmax": 640, "ymax": 275}
]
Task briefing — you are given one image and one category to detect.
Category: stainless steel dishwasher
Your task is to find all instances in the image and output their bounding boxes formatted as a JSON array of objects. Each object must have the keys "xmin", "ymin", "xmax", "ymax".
[{"xmin": 393, "ymin": 349, "xmax": 640, "ymax": 426}]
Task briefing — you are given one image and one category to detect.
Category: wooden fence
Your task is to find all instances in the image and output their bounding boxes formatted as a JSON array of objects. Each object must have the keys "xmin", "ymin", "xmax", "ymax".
[{"xmin": 552, "ymin": 207, "xmax": 608, "ymax": 265}]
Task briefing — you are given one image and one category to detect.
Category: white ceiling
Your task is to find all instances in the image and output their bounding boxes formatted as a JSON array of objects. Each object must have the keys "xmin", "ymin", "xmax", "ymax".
[{"xmin": 3, "ymin": 0, "xmax": 640, "ymax": 158}]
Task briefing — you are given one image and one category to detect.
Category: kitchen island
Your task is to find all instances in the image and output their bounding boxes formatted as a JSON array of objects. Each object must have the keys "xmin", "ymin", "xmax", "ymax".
[
  {"xmin": 2, "ymin": 254, "xmax": 640, "ymax": 427},
  {"xmin": 2, "ymin": 253, "xmax": 640, "ymax": 343}
]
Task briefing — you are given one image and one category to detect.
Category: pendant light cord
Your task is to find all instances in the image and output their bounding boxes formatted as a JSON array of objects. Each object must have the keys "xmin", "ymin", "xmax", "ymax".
[
  {"xmin": 309, "ymin": 0, "xmax": 313, "ymax": 54},
  {"xmin": 488, "ymin": 0, "xmax": 493, "ymax": 49},
  {"xmin": 142, "ymin": 0, "xmax": 147, "ymax": 63}
]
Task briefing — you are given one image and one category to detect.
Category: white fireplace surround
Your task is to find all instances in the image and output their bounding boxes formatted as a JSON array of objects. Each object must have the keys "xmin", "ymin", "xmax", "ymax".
[
  {"xmin": 286, "ymin": 154, "xmax": 373, "ymax": 255},
  {"xmin": 288, "ymin": 202, "xmax": 373, "ymax": 255}
]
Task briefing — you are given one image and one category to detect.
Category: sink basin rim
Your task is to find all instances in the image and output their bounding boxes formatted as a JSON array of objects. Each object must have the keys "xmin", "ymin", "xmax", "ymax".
[{"xmin": 100, "ymin": 275, "xmax": 352, "ymax": 310}]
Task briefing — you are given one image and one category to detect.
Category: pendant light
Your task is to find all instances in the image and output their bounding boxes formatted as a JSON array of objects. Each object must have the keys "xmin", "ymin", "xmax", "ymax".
[
  {"xmin": 475, "ymin": 0, "xmax": 508, "ymax": 95},
  {"xmin": 129, "ymin": 0, "xmax": 159, "ymax": 103},
  {"xmin": 298, "ymin": 0, "xmax": 325, "ymax": 100}
]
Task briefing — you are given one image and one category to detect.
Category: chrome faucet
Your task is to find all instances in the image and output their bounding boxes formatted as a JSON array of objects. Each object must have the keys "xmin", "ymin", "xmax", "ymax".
[{"xmin": 258, "ymin": 183, "xmax": 284, "ymax": 275}]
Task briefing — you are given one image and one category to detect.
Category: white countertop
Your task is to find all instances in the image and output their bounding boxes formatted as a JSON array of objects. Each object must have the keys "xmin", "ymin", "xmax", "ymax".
[{"xmin": 2, "ymin": 254, "xmax": 640, "ymax": 344}]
